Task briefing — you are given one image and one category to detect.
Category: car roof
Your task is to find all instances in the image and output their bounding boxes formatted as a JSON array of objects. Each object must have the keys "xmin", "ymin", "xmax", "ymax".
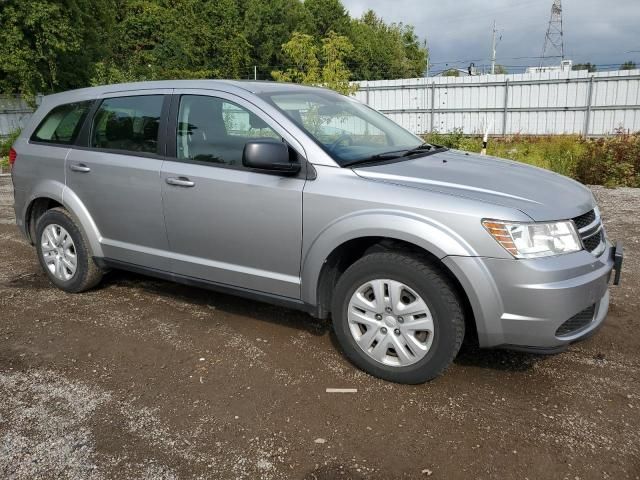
[{"xmin": 42, "ymin": 80, "xmax": 336, "ymax": 104}]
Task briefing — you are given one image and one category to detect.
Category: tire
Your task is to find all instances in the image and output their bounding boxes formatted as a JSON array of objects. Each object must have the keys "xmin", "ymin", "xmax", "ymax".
[
  {"xmin": 331, "ymin": 251, "xmax": 465, "ymax": 384},
  {"xmin": 35, "ymin": 207, "xmax": 103, "ymax": 293}
]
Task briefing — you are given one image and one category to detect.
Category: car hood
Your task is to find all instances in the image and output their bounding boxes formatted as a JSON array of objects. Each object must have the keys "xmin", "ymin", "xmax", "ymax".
[{"xmin": 353, "ymin": 149, "xmax": 594, "ymax": 221}]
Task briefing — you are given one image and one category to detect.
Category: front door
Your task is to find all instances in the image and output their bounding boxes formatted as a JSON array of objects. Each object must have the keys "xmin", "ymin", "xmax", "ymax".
[
  {"xmin": 160, "ymin": 91, "xmax": 306, "ymax": 298},
  {"xmin": 66, "ymin": 91, "xmax": 171, "ymax": 270}
]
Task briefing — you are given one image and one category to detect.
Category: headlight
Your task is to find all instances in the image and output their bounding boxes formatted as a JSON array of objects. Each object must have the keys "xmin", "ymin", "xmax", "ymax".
[{"xmin": 482, "ymin": 219, "xmax": 582, "ymax": 258}]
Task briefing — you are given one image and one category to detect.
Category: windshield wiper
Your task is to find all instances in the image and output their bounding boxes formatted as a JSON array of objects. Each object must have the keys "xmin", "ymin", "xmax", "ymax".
[
  {"xmin": 401, "ymin": 143, "xmax": 446, "ymax": 156},
  {"xmin": 342, "ymin": 143, "xmax": 447, "ymax": 168},
  {"xmin": 341, "ymin": 150, "xmax": 408, "ymax": 167}
]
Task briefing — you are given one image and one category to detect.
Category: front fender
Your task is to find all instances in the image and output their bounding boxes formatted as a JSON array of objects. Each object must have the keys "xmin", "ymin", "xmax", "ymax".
[{"xmin": 300, "ymin": 209, "xmax": 477, "ymax": 305}]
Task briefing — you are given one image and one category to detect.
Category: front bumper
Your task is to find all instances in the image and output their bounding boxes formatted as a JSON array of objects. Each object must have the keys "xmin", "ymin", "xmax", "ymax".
[{"xmin": 443, "ymin": 241, "xmax": 621, "ymax": 352}]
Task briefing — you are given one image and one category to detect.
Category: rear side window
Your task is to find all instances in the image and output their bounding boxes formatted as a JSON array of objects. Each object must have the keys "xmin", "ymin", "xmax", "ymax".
[
  {"xmin": 91, "ymin": 95, "xmax": 164, "ymax": 154},
  {"xmin": 31, "ymin": 101, "xmax": 92, "ymax": 145}
]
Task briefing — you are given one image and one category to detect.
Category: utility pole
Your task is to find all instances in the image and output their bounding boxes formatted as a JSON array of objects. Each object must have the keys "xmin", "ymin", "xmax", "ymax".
[
  {"xmin": 540, "ymin": 0, "xmax": 565, "ymax": 66},
  {"xmin": 254, "ymin": 65, "xmax": 257, "ymax": 80},
  {"xmin": 424, "ymin": 39, "xmax": 430, "ymax": 77},
  {"xmin": 490, "ymin": 20, "xmax": 497, "ymax": 75}
]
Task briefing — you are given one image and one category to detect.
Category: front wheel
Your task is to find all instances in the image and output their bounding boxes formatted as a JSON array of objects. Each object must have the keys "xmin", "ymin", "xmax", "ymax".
[{"xmin": 331, "ymin": 251, "xmax": 465, "ymax": 384}]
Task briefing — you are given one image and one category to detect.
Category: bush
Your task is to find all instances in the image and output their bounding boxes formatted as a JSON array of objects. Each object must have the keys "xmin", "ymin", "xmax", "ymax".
[
  {"xmin": 425, "ymin": 128, "xmax": 482, "ymax": 151},
  {"xmin": 0, "ymin": 129, "xmax": 21, "ymax": 170},
  {"xmin": 1, "ymin": 128, "xmax": 21, "ymax": 155},
  {"xmin": 575, "ymin": 132, "xmax": 640, "ymax": 188},
  {"xmin": 421, "ymin": 131, "xmax": 639, "ymax": 187}
]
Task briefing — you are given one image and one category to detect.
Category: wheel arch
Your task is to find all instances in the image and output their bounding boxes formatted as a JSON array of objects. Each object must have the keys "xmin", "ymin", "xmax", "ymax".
[
  {"xmin": 301, "ymin": 211, "xmax": 479, "ymax": 342},
  {"xmin": 309, "ymin": 235, "xmax": 479, "ymax": 346},
  {"xmin": 24, "ymin": 186, "xmax": 103, "ymax": 257}
]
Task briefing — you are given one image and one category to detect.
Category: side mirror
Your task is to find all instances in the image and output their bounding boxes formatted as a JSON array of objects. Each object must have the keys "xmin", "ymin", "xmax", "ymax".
[{"xmin": 242, "ymin": 141, "xmax": 300, "ymax": 174}]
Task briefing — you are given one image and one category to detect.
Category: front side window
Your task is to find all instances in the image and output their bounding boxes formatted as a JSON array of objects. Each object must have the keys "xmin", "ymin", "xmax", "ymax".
[
  {"xmin": 177, "ymin": 95, "xmax": 281, "ymax": 166},
  {"xmin": 31, "ymin": 101, "xmax": 92, "ymax": 145},
  {"xmin": 91, "ymin": 95, "xmax": 163, "ymax": 154},
  {"xmin": 260, "ymin": 90, "xmax": 423, "ymax": 166}
]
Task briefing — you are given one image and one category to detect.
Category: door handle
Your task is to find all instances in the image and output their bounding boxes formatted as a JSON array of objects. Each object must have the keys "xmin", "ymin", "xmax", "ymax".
[
  {"xmin": 166, "ymin": 177, "xmax": 195, "ymax": 187},
  {"xmin": 69, "ymin": 163, "xmax": 91, "ymax": 173}
]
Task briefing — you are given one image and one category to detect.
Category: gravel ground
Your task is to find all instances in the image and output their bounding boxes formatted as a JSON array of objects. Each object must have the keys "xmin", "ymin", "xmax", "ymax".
[{"xmin": 0, "ymin": 178, "xmax": 639, "ymax": 479}]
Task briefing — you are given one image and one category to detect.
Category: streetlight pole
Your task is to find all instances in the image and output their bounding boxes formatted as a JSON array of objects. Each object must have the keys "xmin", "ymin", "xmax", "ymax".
[{"xmin": 491, "ymin": 20, "xmax": 497, "ymax": 75}]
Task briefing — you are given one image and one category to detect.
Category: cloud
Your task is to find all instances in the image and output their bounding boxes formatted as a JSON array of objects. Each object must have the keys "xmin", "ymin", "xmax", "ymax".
[{"xmin": 342, "ymin": 0, "xmax": 640, "ymax": 73}]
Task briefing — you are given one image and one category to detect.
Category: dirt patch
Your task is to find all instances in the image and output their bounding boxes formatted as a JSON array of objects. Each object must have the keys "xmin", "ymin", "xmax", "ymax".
[{"xmin": 0, "ymin": 180, "xmax": 639, "ymax": 479}]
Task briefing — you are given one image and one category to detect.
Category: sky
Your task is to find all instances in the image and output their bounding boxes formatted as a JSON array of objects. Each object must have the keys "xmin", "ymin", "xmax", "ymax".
[{"xmin": 341, "ymin": 0, "xmax": 640, "ymax": 74}]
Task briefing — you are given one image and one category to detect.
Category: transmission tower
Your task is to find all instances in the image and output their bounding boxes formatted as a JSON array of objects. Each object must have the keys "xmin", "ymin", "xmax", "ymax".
[{"xmin": 540, "ymin": 0, "xmax": 564, "ymax": 66}]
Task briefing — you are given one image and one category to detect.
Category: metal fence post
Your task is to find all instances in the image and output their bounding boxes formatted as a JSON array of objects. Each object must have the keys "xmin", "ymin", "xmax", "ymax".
[
  {"xmin": 583, "ymin": 76, "xmax": 594, "ymax": 138},
  {"xmin": 502, "ymin": 79, "xmax": 509, "ymax": 136},
  {"xmin": 430, "ymin": 82, "xmax": 436, "ymax": 132}
]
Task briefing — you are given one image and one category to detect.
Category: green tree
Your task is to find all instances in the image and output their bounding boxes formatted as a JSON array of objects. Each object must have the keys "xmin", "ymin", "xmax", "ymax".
[
  {"xmin": 302, "ymin": 0, "xmax": 350, "ymax": 37},
  {"xmin": 572, "ymin": 62, "xmax": 597, "ymax": 72},
  {"xmin": 442, "ymin": 69, "xmax": 460, "ymax": 77},
  {"xmin": 0, "ymin": 0, "xmax": 115, "ymax": 99},
  {"xmin": 321, "ymin": 31, "xmax": 357, "ymax": 94},
  {"xmin": 271, "ymin": 32, "xmax": 321, "ymax": 85},
  {"xmin": 1, "ymin": 0, "xmax": 432, "ymax": 96},
  {"xmin": 272, "ymin": 31, "xmax": 356, "ymax": 95},
  {"xmin": 91, "ymin": 0, "xmax": 250, "ymax": 85},
  {"xmin": 166, "ymin": 0, "xmax": 250, "ymax": 79},
  {"xmin": 347, "ymin": 11, "xmax": 427, "ymax": 80},
  {"xmin": 620, "ymin": 61, "xmax": 637, "ymax": 70},
  {"xmin": 241, "ymin": 0, "xmax": 309, "ymax": 76},
  {"xmin": 95, "ymin": 0, "xmax": 169, "ymax": 83}
]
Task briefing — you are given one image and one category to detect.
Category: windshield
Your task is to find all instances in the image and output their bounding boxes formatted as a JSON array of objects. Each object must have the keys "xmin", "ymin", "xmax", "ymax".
[{"xmin": 259, "ymin": 89, "xmax": 424, "ymax": 166}]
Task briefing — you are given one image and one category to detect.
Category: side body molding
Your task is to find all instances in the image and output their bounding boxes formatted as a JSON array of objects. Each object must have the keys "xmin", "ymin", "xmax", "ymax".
[{"xmin": 300, "ymin": 209, "xmax": 477, "ymax": 305}]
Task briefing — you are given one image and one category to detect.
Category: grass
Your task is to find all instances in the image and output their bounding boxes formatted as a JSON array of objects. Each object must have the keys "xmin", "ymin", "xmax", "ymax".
[{"xmin": 422, "ymin": 130, "xmax": 640, "ymax": 188}]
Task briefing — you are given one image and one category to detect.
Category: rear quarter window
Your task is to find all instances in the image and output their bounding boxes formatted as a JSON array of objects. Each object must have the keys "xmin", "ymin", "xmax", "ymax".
[{"xmin": 31, "ymin": 101, "xmax": 92, "ymax": 145}]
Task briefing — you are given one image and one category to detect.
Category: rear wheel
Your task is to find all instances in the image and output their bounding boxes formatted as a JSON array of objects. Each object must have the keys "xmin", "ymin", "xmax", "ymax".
[
  {"xmin": 331, "ymin": 251, "xmax": 465, "ymax": 384},
  {"xmin": 35, "ymin": 208, "xmax": 103, "ymax": 293}
]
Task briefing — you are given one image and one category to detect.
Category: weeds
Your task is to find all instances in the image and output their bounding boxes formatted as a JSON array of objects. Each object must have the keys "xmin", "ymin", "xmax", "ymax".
[{"xmin": 574, "ymin": 131, "xmax": 640, "ymax": 188}]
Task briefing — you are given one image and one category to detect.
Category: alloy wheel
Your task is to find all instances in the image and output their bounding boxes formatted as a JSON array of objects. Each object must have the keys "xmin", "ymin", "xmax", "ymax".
[{"xmin": 41, "ymin": 224, "xmax": 77, "ymax": 281}]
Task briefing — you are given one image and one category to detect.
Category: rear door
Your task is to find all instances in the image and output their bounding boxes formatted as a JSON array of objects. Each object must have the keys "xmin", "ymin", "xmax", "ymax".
[
  {"xmin": 160, "ymin": 90, "xmax": 306, "ymax": 298},
  {"xmin": 66, "ymin": 90, "xmax": 171, "ymax": 270}
]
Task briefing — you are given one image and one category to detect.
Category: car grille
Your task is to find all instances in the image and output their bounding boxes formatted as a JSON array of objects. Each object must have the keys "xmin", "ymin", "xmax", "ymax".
[
  {"xmin": 582, "ymin": 230, "xmax": 602, "ymax": 252},
  {"xmin": 572, "ymin": 209, "xmax": 605, "ymax": 255},
  {"xmin": 556, "ymin": 304, "xmax": 596, "ymax": 337},
  {"xmin": 572, "ymin": 210, "xmax": 596, "ymax": 230}
]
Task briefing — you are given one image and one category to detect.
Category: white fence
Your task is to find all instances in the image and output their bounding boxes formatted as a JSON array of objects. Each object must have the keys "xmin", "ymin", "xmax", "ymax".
[
  {"xmin": 354, "ymin": 69, "xmax": 640, "ymax": 136},
  {"xmin": 0, "ymin": 96, "xmax": 33, "ymax": 137}
]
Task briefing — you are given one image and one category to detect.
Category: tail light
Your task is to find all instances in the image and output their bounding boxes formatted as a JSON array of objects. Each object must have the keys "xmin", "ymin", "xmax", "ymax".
[{"xmin": 8, "ymin": 147, "xmax": 16, "ymax": 167}]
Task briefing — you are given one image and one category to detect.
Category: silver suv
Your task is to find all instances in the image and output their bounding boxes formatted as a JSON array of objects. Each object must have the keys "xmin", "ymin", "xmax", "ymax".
[{"xmin": 10, "ymin": 81, "xmax": 623, "ymax": 383}]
